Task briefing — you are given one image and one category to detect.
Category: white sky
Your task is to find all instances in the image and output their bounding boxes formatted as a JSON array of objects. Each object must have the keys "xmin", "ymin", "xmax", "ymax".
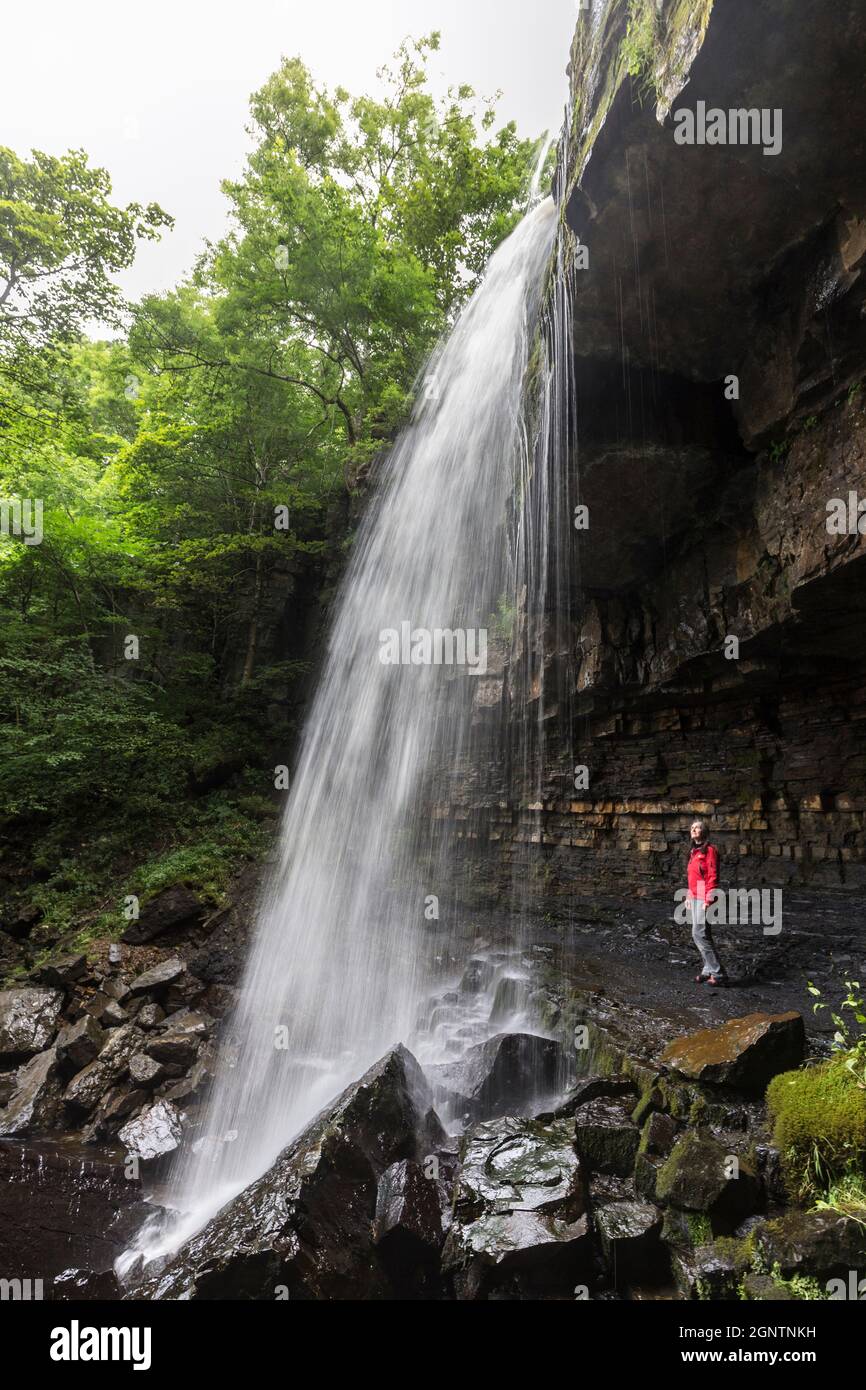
[{"xmin": 2, "ymin": 1, "xmax": 577, "ymax": 307}]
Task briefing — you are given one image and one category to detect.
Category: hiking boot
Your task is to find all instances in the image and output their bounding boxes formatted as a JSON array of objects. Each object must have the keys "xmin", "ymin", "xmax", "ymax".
[
  {"xmin": 706, "ymin": 974, "xmax": 727, "ymax": 988},
  {"xmin": 695, "ymin": 973, "xmax": 708, "ymax": 984}
]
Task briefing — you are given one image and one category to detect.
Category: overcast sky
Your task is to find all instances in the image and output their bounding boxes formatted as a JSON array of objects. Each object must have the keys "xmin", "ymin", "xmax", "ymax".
[{"xmin": 2, "ymin": 1, "xmax": 577, "ymax": 309}]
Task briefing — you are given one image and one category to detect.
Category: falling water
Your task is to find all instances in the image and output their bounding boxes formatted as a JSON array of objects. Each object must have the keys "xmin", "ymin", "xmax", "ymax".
[{"xmin": 133, "ymin": 192, "xmax": 563, "ymax": 1263}]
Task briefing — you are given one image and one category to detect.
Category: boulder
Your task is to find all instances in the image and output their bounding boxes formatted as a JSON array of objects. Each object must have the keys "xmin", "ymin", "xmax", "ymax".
[
  {"xmin": 548, "ymin": 1074, "xmax": 638, "ymax": 1121},
  {"xmin": 119, "ymin": 1099, "xmax": 184, "ymax": 1163},
  {"xmin": 55, "ymin": 1015, "xmax": 106, "ymax": 1073},
  {"xmin": 754, "ymin": 1210, "xmax": 866, "ymax": 1280},
  {"xmin": 442, "ymin": 1209, "xmax": 592, "ymax": 1300},
  {"xmin": 63, "ymin": 1023, "xmax": 144, "ymax": 1117},
  {"xmin": 121, "ymin": 886, "xmax": 205, "ymax": 945},
  {"xmin": 655, "ymin": 1131, "xmax": 761, "ymax": 1230},
  {"xmin": 671, "ymin": 1240, "xmax": 751, "ymax": 1300},
  {"xmin": 161, "ymin": 1043, "xmax": 218, "ymax": 1106},
  {"xmin": 372, "ymin": 1158, "xmax": 446, "ymax": 1295},
  {"xmin": 101, "ymin": 1000, "xmax": 129, "ymax": 1027},
  {"xmin": 29, "ymin": 954, "xmax": 87, "ymax": 990},
  {"xmin": 741, "ymin": 1274, "xmax": 797, "ymax": 1301},
  {"xmin": 595, "ymin": 1200, "xmax": 665, "ymax": 1287},
  {"xmin": 455, "ymin": 1116, "xmax": 585, "ymax": 1220},
  {"xmin": 143, "ymin": 1032, "xmax": 199, "ymax": 1069},
  {"xmin": 438, "ymin": 1033, "xmax": 569, "ymax": 1122},
  {"xmin": 128, "ymin": 958, "xmax": 188, "ymax": 997},
  {"xmin": 136, "ymin": 1003, "xmax": 165, "ymax": 1030},
  {"xmin": 634, "ymin": 1151, "xmax": 665, "ymax": 1203},
  {"xmin": 374, "ymin": 1159, "xmax": 444, "ymax": 1250},
  {"xmin": 661, "ymin": 1013, "xmax": 806, "ymax": 1092},
  {"xmin": 0, "ymin": 1047, "xmax": 62, "ymax": 1135},
  {"xmin": 91, "ymin": 1085, "xmax": 150, "ymax": 1132},
  {"xmin": 63, "ymin": 1059, "xmax": 114, "ymax": 1117},
  {"xmin": 0, "ymin": 987, "xmax": 63, "ymax": 1059},
  {"xmin": 639, "ymin": 1110, "xmax": 678, "ymax": 1158},
  {"xmin": 574, "ymin": 1097, "xmax": 641, "ymax": 1177},
  {"xmin": 128, "ymin": 1052, "xmax": 167, "ymax": 1088},
  {"xmin": 139, "ymin": 1045, "xmax": 433, "ymax": 1299}
]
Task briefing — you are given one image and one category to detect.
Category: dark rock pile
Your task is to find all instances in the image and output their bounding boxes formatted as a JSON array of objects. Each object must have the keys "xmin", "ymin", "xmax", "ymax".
[
  {"xmin": 122, "ymin": 1005, "xmax": 866, "ymax": 1301},
  {"xmin": 0, "ymin": 951, "xmax": 216, "ymax": 1160}
]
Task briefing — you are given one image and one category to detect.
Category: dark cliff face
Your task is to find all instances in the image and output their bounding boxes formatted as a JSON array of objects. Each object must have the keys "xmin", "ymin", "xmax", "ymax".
[{"xmin": 444, "ymin": 0, "xmax": 866, "ymax": 900}]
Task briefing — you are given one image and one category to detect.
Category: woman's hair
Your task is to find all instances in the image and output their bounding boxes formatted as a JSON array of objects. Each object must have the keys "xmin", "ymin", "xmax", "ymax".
[{"xmin": 691, "ymin": 819, "xmax": 708, "ymax": 836}]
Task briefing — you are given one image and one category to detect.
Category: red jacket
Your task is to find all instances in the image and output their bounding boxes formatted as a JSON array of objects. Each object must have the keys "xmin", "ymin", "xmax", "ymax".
[{"xmin": 688, "ymin": 842, "xmax": 719, "ymax": 900}]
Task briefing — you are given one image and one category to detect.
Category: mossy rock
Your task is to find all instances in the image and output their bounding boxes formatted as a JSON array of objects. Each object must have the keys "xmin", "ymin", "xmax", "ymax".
[
  {"xmin": 661, "ymin": 1207, "xmax": 713, "ymax": 1249},
  {"xmin": 741, "ymin": 1274, "xmax": 797, "ymax": 1302},
  {"xmin": 656, "ymin": 1130, "xmax": 761, "ymax": 1228},
  {"xmin": 635, "ymin": 1151, "xmax": 664, "ymax": 1203},
  {"xmin": 670, "ymin": 1238, "xmax": 750, "ymax": 1301},
  {"xmin": 661, "ymin": 1012, "xmax": 805, "ymax": 1093},
  {"xmin": 754, "ymin": 1209, "xmax": 866, "ymax": 1282},
  {"xmin": 766, "ymin": 1055, "xmax": 866, "ymax": 1199},
  {"xmin": 574, "ymin": 1097, "xmax": 641, "ymax": 1177},
  {"xmin": 639, "ymin": 1110, "xmax": 677, "ymax": 1158}
]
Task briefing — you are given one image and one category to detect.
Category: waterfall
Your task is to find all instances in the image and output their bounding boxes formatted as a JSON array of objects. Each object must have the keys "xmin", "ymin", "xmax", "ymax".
[{"xmin": 133, "ymin": 190, "xmax": 566, "ymax": 1265}]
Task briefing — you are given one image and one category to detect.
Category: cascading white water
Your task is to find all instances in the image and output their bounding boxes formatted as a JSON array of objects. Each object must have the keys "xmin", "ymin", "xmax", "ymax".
[{"xmin": 134, "ymin": 193, "xmax": 560, "ymax": 1262}]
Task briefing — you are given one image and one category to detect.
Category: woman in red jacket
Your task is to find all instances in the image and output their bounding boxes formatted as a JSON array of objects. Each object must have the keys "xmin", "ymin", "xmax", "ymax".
[{"xmin": 688, "ymin": 819, "xmax": 727, "ymax": 987}]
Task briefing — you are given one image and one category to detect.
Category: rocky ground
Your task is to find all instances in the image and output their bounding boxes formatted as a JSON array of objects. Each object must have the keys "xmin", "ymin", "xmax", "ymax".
[{"xmin": 0, "ymin": 881, "xmax": 862, "ymax": 1300}]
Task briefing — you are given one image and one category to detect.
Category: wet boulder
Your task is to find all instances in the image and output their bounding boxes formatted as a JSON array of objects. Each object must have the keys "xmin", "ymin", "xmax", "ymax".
[
  {"xmin": 121, "ymin": 886, "xmax": 205, "ymax": 945},
  {"xmin": 0, "ymin": 987, "xmax": 63, "ymax": 1060},
  {"xmin": 161, "ymin": 1041, "xmax": 218, "ymax": 1106},
  {"xmin": 671, "ymin": 1239, "xmax": 751, "ymax": 1300},
  {"xmin": 655, "ymin": 1131, "xmax": 761, "ymax": 1231},
  {"xmin": 62, "ymin": 1023, "xmax": 144, "ymax": 1118},
  {"xmin": 374, "ymin": 1159, "xmax": 444, "ymax": 1251},
  {"xmin": 118, "ymin": 1099, "xmax": 184, "ymax": 1163},
  {"xmin": 661, "ymin": 1013, "xmax": 806, "ymax": 1093},
  {"xmin": 128, "ymin": 1052, "xmax": 167, "ymax": 1088},
  {"xmin": 88, "ymin": 1085, "xmax": 150, "ymax": 1136},
  {"xmin": 52, "ymin": 1268, "xmax": 124, "ymax": 1300},
  {"xmin": 442, "ymin": 1208, "xmax": 592, "ymax": 1300},
  {"xmin": 753, "ymin": 1210, "xmax": 866, "ymax": 1281},
  {"xmin": 640, "ymin": 1111, "xmax": 678, "ymax": 1158},
  {"xmin": 139, "ymin": 1045, "xmax": 435, "ymax": 1300},
  {"xmin": 0, "ymin": 1047, "xmax": 63, "ymax": 1135},
  {"xmin": 444, "ymin": 1114, "xmax": 589, "ymax": 1299},
  {"xmin": 574, "ymin": 1097, "xmax": 641, "ymax": 1177},
  {"xmin": 455, "ymin": 1116, "xmax": 585, "ymax": 1221},
  {"xmin": 56, "ymin": 1015, "xmax": 106, "ymax": 1074},
  {"xmin": 595, "ymin": 1200, "xmax": 665, "ymax": 1288},
  {"xmin": 445, "ymin": 1033, "xmax": 569, "ymax": 1122},
  {"xmin": 547, "ymin": 1074, "xmax": 638, "ymax": 1121},
  {"xmin": 372, "ymin": 1158, "xmax": 447, "ymax": 1296},
  {"xmin": 143, "ymin": 1031, "xmax": 199, "ymax": 1069}
]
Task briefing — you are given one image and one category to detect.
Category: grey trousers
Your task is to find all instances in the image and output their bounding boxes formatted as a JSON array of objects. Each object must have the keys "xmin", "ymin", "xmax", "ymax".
[{"xmin": 689, "ymin": 896, "xmax": 723, "ymax": 977}]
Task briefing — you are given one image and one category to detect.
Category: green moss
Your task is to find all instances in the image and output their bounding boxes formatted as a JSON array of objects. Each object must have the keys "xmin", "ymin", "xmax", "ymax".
[
  {"xmin": 769, "ymin": 1264, "xmax": 829, "ymax": 1301},
  {"xmin": 766, "ymin": 1055, "xmax": 866, "ymax": 1201}
]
